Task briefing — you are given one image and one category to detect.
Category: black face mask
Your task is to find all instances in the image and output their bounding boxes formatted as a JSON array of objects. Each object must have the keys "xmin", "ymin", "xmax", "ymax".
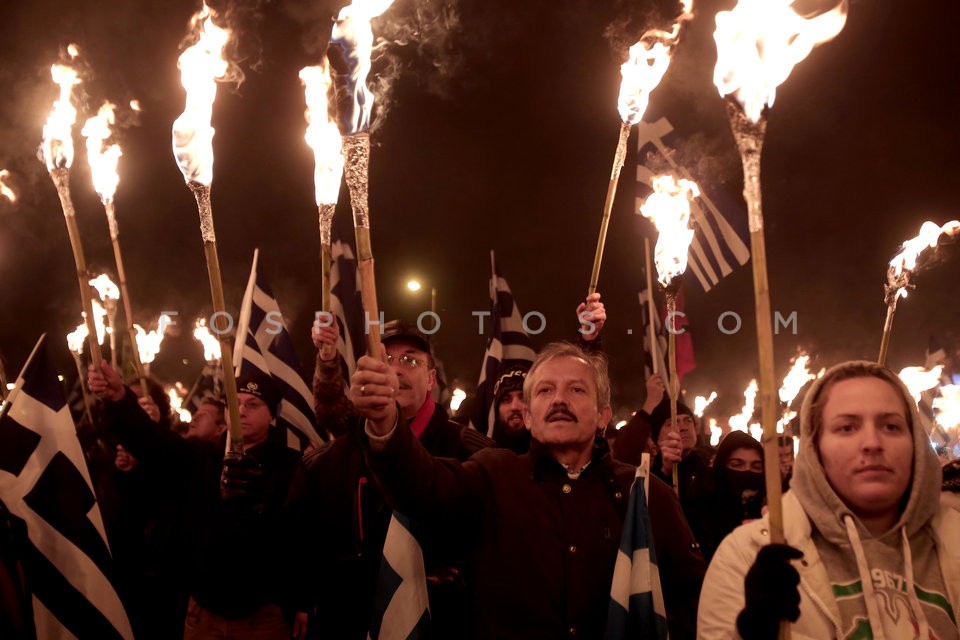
[{"xmin": 724, "ymin": 470, "xmax": 765, "ymax": 520}]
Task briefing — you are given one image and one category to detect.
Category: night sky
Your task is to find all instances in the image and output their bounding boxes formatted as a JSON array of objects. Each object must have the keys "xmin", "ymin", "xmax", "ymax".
[{"xmin": 1, "ymin": 0, "xmax": 958, "ymax": 420}]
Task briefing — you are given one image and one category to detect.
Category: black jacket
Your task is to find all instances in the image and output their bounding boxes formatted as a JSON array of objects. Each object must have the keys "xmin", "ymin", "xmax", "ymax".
[
  {"xmin": 103, "ymin": 390, "xmax": 300, "ymax": 619},
  {"xmin": 284, "ymin": 401, "xmax": 493, "ymax": 639},
  {"xmin": 364, "ymin": 423, "xmax": 707, "ymax": 639}
]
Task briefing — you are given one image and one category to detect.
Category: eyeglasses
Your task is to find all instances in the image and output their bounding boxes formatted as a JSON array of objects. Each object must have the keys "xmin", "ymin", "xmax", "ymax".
[{"xmin": 386, "ymin": 354, "xmax": 424, "ymax": 369}]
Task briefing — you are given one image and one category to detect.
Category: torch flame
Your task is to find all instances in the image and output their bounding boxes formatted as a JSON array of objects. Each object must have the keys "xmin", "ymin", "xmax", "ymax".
[
  {"xmin": 134, "ymin": 313, "xmax": 173, "ymax": 365},
  {"xmin": 130, "ymin": 100, "xmax": 142, "ymax": 112},
  {"xmin": 729, "ymin": 379, "xmax": 758, "ymax": 433},
  {"xmin": 68, "ymin": 299, "xmax": 108, "ymax": 353},
  {"xmin": 81, "ymin": 102, "xmax": 123, "ymax": 204},
  {"xmin": 194, "ymin": 318, "xmax": 221, "ymax": 362},
  {"xmin": 40, "ymin": 62, "xmax": 82, "ymax": 171},
  {"xmin": 618, "ymin": 0, "xmax": 694, "ymax": 125},
  {"xmin": 897, "ymin": 365, "xmax": 943, "ymax": 404},
  {"xmin": 713, "ymin": 0, "xmax": 848, "ymax": 123},
  {"xmin": 709, "ymin": 417, "xmax": 722, "ymax": 446},
  {"xmin": 933, "ymin": 385, "xmax": 960, "ymax": 431},
  {"xmin": 778, "ymin": 353, "xmax": 821, "ymax": 406},
  {"xmin": 89, "ymin": 273, "xmax": 120, "ymax": 301},
  {"xmin": 330, "ymin": 0, "xmax": 397, "ymax": 134},
  {"xmin": 0, "ymin": 170, "xmax": 15, "ymax": 203},
  {"xmin": 694, "ymin": 391, "xmax": 717, "ymax": 417},
  {"xmin": 67, "ymin": 43, "xmax": 79, "ymax": 58},
  {"xmin": 168, "ymin": 383, "xmax": 193, "ymax": 423},
  {"xmin": 300, "ymin": 62, "xmax": 345, "ymax": 206},
  {"xmin": 172, "ymin": 3, "xmax": 232, "ymax": 186},
  {"xmin": 66, "ymin": 324, "xmax": 88, "ymax": 356},
  {"xmin": 887, "ymin": 220, "xmax": 960, "ymax": 298},
  {"xmin": 640, "ymin": 174, "xmax": 700, "ymax": 287}
]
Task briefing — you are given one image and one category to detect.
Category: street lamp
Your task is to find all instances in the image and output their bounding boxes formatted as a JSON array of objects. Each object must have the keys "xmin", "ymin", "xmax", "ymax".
[{"xmin": 405, "ymin": 278, "xmax": 436, "ymax": 315}]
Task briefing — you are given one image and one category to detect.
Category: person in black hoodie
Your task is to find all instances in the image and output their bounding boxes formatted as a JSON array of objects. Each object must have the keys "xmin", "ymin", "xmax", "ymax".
[
  {"xmin": 684, "ymin": 431, "xmax": 765, "ymax": 562},
  {"xmin": 88, "ymin": 361, "xmax": 300, "ymax": 639}
]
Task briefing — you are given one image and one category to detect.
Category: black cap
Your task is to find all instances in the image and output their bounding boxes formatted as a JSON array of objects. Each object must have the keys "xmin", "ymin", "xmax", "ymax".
[
  {"xmin": 236, "ymin": 370, "xmax": 281, "ymax": 417},
  {"xmin": 381, "ymin": 320, "xmax": 432, "ymax": 356},
  {"xmin": 494, "ymin": 365, "xmax": 529, "ymax": 404}
]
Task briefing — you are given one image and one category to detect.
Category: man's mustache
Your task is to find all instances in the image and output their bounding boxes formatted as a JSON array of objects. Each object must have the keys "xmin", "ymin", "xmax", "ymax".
[{"xmin": 546, "ymin": 405, "xmax": 577, "ymax": 422}]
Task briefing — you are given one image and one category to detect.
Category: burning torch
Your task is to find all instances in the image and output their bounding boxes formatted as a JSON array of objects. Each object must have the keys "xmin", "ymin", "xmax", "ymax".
[
  {"xmin": 878, "ymin": 220, "xmax": 960, "ymax": 365},
  {"xmin": 82, "ymin": 102, "xmax": 151, "ymax": 392},
  {"xmin": 329, "ymin": 0, "xmax": 396, "ymax": 360},
  {"xmin": 300, "ymin": 60, "xmax": 345, "ymax": 361},
  {"xmin": 0, "ymin": 170, "xmax": 16, "ymax": 204},
  {"xmin": 171, "ymin": 3, "xmax": 244, "ymax": 452},
  {"xmin": 39, "ymin": 45, "xmax": 103, "ymax": 369},
  {"xmin": 640, "ymin": 174, "xmax": 699, "ymax": 491},
  {"xmin": 588, "ymin": 1, "xmax": 693, "ymax": 301},
  {"xmin": 714, "ymin": 0, "xmax": 848, "ymax": 550}
]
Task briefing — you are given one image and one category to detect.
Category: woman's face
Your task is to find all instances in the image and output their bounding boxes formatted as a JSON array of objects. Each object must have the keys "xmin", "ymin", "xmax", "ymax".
[{"xmin": 817, "ymin": 377, "xmax": 913, "ymax": 522}]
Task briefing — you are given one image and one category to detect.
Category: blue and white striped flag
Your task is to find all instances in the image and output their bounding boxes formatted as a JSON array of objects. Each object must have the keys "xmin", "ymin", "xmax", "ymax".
[
  {"xmin": 472, "ymin": 250, "xmax": 536, "ymax": 436},
  {"xmin": 635, "ymin": 117, "xmax": 750, "ymax": 293},
  {"xmin": 368, "ymin": 512, "xmax": 430, "ymax": 640},
  {"xmin": 0, "ymin": 335, "xmax": 134, "ymax": 639},
  {"xmin": 234, "ymin": 249, "xmax": 325, "ymax": 450},
  {"xmin": 606, "ymin": 454, "xmax": 669, "ymax": 640},
  {"xmin": 329, "ymin": 240, "xmax": 366, "ymax": 380}
]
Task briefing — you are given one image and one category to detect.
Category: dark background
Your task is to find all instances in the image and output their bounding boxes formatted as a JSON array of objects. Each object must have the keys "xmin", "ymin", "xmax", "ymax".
[{"xmin": 0, "ymin": 0, "xmax": 957, "ymax": 421}]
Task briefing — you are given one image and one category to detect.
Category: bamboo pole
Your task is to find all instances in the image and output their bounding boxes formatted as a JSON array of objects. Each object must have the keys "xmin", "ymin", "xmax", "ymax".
[
  {"xmin": 70, "ymin": 352, "xmax": 95, "ymax": 426},
  {"xmin": 50, "ymin": 168, "xmax": 102, "ymax": 369},
  {"xmin": 343, "ymin": 133, "xmax": 382, "ymax": 359},
  {"xmin": 187, "ymin": 181, "xmax": 243, "ymax": 453},
  {"xmin": 644, "ymin": 238, "xmax": 660, "ymax": 375},
  {"xmin": 666, "ymin": 292, "xmax": 679, "ymax": 494},
  {"xmin": 104, "ymin": 202, "xmax": 150, "ymax": 393},
  {"xmin": 588, "ymin": 121, "xmax": 631, "ymax": 297},
  {"xmin": 725, "ymin": 99, "xmax": 785, "ymax": 547}
]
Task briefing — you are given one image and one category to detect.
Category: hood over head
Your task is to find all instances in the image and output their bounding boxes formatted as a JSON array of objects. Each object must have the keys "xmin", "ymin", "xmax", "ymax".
[{"xmin": 791, "ymin": 360, "xmax": 942, "ymax": 544}]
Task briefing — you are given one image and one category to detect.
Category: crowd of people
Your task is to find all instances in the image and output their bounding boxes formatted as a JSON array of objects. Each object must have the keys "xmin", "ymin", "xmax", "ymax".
[{"xmin": 2, "ymin": 293, "xmax": 960, "ymax": 639}]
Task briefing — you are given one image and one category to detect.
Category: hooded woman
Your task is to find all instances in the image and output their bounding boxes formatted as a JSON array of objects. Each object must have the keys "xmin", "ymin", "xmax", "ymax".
[
  {"xmin": 698, "ymin": 361, "xmax": 960, "ymax": 639},
  {"xmin": 685, "ymin": 431, "xmax": 765, "ymax": 563}
]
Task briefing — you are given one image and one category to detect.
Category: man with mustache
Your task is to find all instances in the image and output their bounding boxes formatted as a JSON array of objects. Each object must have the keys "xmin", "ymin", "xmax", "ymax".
[
  {"xmin": 351, "ymin": 341, "xmax": 706, "ymax": 639},
  {"xmin": 488, "ymin": 293, "xmax": 607, "ymax": 454}
]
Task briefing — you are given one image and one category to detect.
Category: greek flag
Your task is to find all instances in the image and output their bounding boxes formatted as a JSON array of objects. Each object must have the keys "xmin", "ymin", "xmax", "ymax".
[
  {"xmin": 330, "ymin": 240, "xmax": 366, "ymax": 379},
  {"xmin": 635, "ymin": 117, "xmax": 750, "ymax": 293},
  {"xmin": 367, "ymin": 512, "xmax": 430, "ymax": 640},
  {"xmin": 235, "ymin": 249, "xmax": 325, "ymax": 450},
  {"xmin": 638, "ymin": 282, "xmax": 668, "ymax": 382},
  {"xmin": 606, "ymin": 454, "xmax": 669, "ymax": 640},
  {"xmin": 472, "ymin": 250, "xmax": 536, "ymax": 436},
  {"xmin": 0, "ymin": 335, "xmax": 134, "ymax": 639}
]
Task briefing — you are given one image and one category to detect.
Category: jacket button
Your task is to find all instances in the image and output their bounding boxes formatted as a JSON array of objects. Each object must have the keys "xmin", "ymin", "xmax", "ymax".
[
  {"xmin": 562, "ymin": 484, "xmax": 572, "ymax": 494},
  {"xmin": 569, "ymin": 545, "xmax": 577, "ymax": 554}
]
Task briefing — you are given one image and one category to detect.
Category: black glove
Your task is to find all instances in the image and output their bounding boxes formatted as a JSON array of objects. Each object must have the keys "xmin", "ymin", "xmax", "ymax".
[
  {"xmin": 220, "ymin": 452, "xmax": 266, "ymax": 513},
  {"xmin": 736, "ymin": 543, "xmax": 803, "ymax": 640}
]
